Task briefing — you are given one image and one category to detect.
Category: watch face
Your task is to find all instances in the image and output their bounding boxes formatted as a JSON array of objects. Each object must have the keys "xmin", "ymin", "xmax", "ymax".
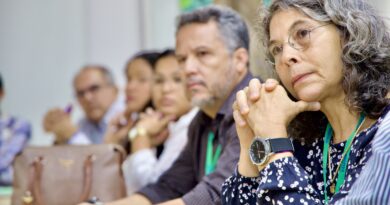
[{"xmin": 249, "ymin": 138, "xmax": 270, "ymax": 165}]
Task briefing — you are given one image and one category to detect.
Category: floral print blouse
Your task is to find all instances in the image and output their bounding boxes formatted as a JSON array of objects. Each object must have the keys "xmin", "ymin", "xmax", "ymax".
[{"xmin": 222, "ymin": 106, "xmax": 389, "ymax": 205}]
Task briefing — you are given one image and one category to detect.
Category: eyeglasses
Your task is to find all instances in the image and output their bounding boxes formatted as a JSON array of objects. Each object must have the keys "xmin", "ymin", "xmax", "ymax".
[
  {"xmin": 268, "ymin": 23, "xmax": 330, "ymax": 65},
  {"xmin": 75, "ymin": 84, "xmax": 110, "ymax": 98}
]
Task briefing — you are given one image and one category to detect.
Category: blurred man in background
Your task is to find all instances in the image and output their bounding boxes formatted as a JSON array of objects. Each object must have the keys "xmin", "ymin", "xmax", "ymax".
[{"xmin": 43, "ymin": 65, "xmax": 124, "ymax": 145}]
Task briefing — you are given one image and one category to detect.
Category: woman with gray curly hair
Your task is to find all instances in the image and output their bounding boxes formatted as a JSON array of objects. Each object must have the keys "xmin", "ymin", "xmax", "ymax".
[{"xmin": 222, "ymin": 0, "xmax": 390, "ymax": 204}]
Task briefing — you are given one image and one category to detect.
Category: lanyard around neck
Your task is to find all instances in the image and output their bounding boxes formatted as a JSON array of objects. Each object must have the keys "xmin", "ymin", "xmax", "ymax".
[
  {"xmin": 322, "ymin": 113, "xmax": 365, "ymax": 204},
  {"xmin": 205, "ymin": 131, "xmax": 222, "ymax": 175}
]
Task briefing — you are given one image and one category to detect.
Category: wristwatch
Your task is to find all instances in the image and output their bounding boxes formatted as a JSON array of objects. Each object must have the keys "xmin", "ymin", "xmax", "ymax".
[
  {"xmin": 128, "ymin": 126, "xmax": 147, "ymax": 142},
  {"xmin": 249, "ymin": 137, "xmax": 294, "ymax": 166}
]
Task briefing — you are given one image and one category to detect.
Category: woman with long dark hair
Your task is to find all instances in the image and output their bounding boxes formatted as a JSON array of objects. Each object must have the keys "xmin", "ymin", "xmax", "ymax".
[{"xmin": 103, "ymin": 51, "xmax": 160, "ymax": 145}]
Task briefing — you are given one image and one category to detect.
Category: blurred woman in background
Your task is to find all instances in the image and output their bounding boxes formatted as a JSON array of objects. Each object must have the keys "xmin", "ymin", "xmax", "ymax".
[
  {"xmin": 103, "ymin": 51, "xmax": 160, "ymax": 146},
  {"xmin": 122, "ymin": 49, "xmax": 198, "ymax": 195}
]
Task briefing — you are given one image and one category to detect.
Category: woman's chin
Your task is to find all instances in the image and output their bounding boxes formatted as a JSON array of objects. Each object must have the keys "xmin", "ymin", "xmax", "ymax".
[
  {"xmin": 125, "ymin": 104, "xmax": 143, "ymax": 114},
  {"xmin": 296, "ymin": 90, "xmax": 322, "ymax": 102}
]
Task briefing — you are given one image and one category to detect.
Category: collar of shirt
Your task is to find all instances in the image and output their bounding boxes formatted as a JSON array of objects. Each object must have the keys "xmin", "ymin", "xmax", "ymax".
[
  {"xmin": 165, "ymin": 107, "xmax": 199, "ymax": 147},
  {"xmin": 168, "ymin": 107, "xmax": 199, "ymax": 134},
  {"xmin": 101, "ymin": 95, "xmax": 126, "ymax": 128},
  {"xmin": 217, "ymin": 72, "xmax": 255, "ymax": 118},
  {"xmin": 195, "ymin": 72, "xmax": 256, "ymax": 127},
  {"xmin": 196, "ymin": 72, "xmax": 257, "ymax": 144}
]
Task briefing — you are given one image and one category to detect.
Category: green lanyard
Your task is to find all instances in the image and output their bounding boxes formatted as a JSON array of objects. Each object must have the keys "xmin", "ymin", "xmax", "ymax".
[
  {"xmin": 322, "ymin": 114, "xmax": 365, "ymax": 204},
  {"xmin": 205, "ymin": 131, "xmax": 222, "ymax": 175}
]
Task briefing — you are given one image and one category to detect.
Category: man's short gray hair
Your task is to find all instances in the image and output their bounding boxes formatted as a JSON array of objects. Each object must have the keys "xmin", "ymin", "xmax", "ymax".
[
  {"xmin": 177, "ymin": 5, "xmax": 250, "ymax": 54},
  {"xmin": 74, "ymin": 65, "xmax": 116, "ymax": 86}
]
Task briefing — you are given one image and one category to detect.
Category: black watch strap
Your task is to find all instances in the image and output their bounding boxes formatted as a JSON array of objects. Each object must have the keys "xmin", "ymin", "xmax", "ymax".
[{"xmin": 268, "ymin": 138, "xmax": 294, "ymax": 153}]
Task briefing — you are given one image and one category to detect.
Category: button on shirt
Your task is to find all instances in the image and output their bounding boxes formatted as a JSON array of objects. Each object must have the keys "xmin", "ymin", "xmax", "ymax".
[{"xmin": 137, "ymin": 73, "xmax": 255, "ymax": 205}]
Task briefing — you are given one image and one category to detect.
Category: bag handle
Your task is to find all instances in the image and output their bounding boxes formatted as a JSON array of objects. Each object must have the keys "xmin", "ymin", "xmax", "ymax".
[
  {"xmin": 23, "ymin": 155, "xmax": 94, "ymax": 205},
  {"xmin": 79, "ymin": 155, "xmax": 94, "ymax": 202},
  {"xmin": 23, "ymin": 157, "xmax": 44, "ymax": 205}
]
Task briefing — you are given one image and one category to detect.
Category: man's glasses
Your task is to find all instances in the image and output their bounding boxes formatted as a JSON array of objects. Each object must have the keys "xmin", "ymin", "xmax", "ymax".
[
  {"xmin": 75, "ymin": 84, "xmax": 109, "ymax": 98},
  {"xmin": 268, "ymin": 23, "xmax": 330, "ymax": 65}
]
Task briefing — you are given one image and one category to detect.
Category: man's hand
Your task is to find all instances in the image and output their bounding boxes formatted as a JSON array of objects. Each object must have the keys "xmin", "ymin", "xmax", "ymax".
[{"xmin": 43, "ymin": 108, "xmax": 78, "ymax": 144}]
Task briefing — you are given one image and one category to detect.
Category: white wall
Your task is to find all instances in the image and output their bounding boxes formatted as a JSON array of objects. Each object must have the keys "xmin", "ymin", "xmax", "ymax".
[
  {"xmin": 85, "ymin": 0, "xmax": 142, "ymax": 87},
  {"xmin": 0, "ymin": 0, "xmax": 179, "ymax": 145},
  {"xmin": 142, "ymin": 0, "xmax": 179, "ymax": 50},
  {"xmin": 0, "ymin": 0, "xmax": 87, "ymax": 145}
]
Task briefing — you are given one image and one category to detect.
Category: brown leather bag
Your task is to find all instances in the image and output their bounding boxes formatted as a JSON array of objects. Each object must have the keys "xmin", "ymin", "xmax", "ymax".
[{"xmin": 11, "ymin": 144, "xmax": 127, "ymax": 205}]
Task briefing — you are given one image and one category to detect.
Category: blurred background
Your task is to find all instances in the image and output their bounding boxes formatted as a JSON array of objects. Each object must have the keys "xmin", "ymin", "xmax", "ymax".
[{"xmin": 0, "ymin": 0, "xmax": 389, "ymax": 146}]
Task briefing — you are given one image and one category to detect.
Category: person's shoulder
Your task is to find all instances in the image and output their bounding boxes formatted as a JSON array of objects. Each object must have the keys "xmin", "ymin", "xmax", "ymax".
[
  {"xmin": 186, "ymin": 111, "xmax": 210, "ymax": 140},
  {"xmin": 4, "ymin": 115, "xmax": 32, "ymax": 134},
  {"xmin": 18, "ymin": 118, "xmax": 31, "ymax": 127},
  {"xmin": 374, "ymin": 104, "xmax": 390, "ymax": 134},
  {"xmin": 189, "ymin": 110, "xmax": 208, "ymax": 126},
  {"xmin": 372, "ymin": 105, "xmax": 390, "ymax": 150},
  {"xmin": 379, "ymin": 113, "xmax": 390, "ymax": 130},
  {"xmin": 8, "ymin": 115, "xmax": 30, "ymax": 127},
  {"xmin": 179, "ymin": 107, "xmax": 200, "ymax": 125}
]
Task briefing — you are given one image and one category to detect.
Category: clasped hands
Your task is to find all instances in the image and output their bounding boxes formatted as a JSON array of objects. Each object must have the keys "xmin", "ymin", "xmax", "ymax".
[
  {"xmin": 104, "ymin": 108, "xmax": 176, "ymax": 151},
  {"xmin": 232, "ymin": 79, "xmax": 321, "ymax": 149},
  {"xmin": 131, "ymin": 108, "xmax": 176, "ymax": 152}
]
